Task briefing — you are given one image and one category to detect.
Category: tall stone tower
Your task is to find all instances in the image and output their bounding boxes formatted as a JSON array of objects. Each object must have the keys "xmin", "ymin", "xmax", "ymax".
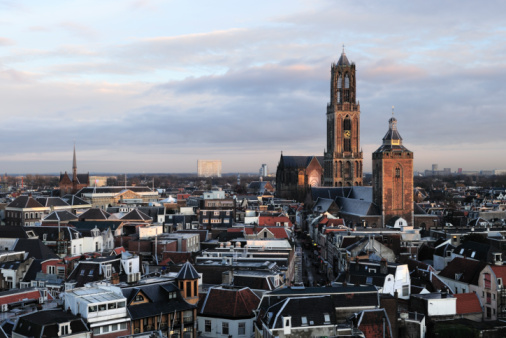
[
  {"xmin": 324, "ymin": 49, "xmax": 363, "ymax": 187},
  {"xmin": 372, "ymin": 115, "xmax": 414, "ymax": 226}
]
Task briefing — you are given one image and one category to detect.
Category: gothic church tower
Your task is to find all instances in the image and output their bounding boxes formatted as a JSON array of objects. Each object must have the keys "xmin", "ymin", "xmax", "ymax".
[
  {"xmin": 372, "ymin": 115, "xmax": 414, "ymax": 226},
  {"xmin": 324, "ymin": 49, "xmax": 363, "ymax": 186}
]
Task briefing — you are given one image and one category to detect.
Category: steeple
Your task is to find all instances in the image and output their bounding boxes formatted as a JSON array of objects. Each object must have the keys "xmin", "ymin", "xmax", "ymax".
[
  {"xmin": 72, "ymin": 143, "xmax": 77, "ymax": 182},
  {"xmin": 337, "ymin": 45, "xmax": 350, "ymax": 66}
]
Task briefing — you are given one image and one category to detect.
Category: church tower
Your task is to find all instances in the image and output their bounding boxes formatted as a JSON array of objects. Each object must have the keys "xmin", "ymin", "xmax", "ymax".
[
  {"xmin": 324, "ymin": 49, "xmax": 363, "ymax": 187},
  {"xmin": 372, "ymin": 114, "xmax": 414, "ymax": 226}
]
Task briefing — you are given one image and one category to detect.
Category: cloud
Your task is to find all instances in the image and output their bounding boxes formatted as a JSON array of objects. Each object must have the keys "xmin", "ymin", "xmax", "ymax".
[{"xmin": 59, "ymin": 21, "xmax": 98, "ymax": 40}]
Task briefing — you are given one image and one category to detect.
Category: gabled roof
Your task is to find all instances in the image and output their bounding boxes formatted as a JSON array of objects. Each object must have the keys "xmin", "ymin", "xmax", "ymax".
[
  {"xmin": 455, "ymin": 293, "xmax": 482, "ymax": 314},
  {"xmin": 439, "ymin": 257, "xmax": 487, "ymax": 285},
  {"xmin": 35, "ymin": 197, "xmax": 70, "ymax": 208},
  {"xmin": 198, "ymin": 286, "xmax": 260, "ymax": 319},
  {"xmin": 453, "ymin": 241, "xmax": 490, "ymax": 261},
  {"xmin": 62, "ymin": 195, "xmax": 90, "ymax": 206},
  {"xmin": 176, "ymin": 261, "xmax": 199, "ymax": 280},
  {"xmin": 121, "ymin": 209, "xmax": 152, "ymax": 221},
  {"xmin": 14, "ymin": 239, "xmax": 58, "ymax": 260},
  {"xmin": 491, "ymin": 265, "xmax": 506, "ymax": 281},
  {"xmin": 279, "ymin": 155, "xmax": 323, "ymax": 169},
  {"xmin": 78, "ymin": 208, "xmax": 111, "ymax": 220},
  {"xmin": 43, "ymin": 210, "xmax": 79, "ymax": 222},
  {"xmin": 7, "ymin": 196, "xmax": 44, "ymax": 209}
]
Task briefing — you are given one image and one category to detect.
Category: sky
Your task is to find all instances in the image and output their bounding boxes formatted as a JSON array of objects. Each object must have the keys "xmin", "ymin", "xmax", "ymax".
[{"xmin": 1, "ymin": 0, "xmax": 505, "ymax": 174}]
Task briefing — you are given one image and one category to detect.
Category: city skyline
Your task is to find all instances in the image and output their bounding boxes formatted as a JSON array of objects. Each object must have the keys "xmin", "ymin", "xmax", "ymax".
[{"xmin": 1, "ymin": 1, "xmax": 505, "ymax": 174}]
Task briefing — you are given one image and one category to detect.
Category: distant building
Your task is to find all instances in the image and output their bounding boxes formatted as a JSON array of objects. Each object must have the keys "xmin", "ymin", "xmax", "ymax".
[
  {"xmin": 59, "ymin": 145, "xmax": 89, "ymax": 196},
  {"xmin": 89, "ymin": 176, "xmax": 110, "ymax": 187},
  {"xmin": 197, "ymin": 160, "xmax": 222, "ymax": 177},
  {"xmin": 259, "ymin": 163, "xmax": 268, "ymax": 177}
]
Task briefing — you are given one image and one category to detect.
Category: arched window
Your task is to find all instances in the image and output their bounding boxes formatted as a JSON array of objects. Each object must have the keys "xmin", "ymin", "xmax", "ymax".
[
  {"xmin": 344, "ymin": 161, "xmax": 351, "ymax": 179},
  {"xmin": 337, "ymin": 75, "xmax": 342, "ymax": 89},
  {"xmin": 344, "ymin": 74, "xmax": 350, "ymax": 88},
  {"xmin": 395, "ymin": 167, "xmax": 401, "ymax": 178},
  {"xmin": 343, "ymin": 117, "xmax": 351, "ymax": 131}
]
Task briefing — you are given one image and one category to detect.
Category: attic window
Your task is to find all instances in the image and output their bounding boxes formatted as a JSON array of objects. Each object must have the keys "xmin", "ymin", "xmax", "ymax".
[
  {"xmin": 135, "ymin": 294, "xmax": 144, "ymax": 302},
  {"xmin": 324, "ymin": 313, "xmax": 331, "ymax": 324},
  {"xmin": 460, "ymin": 249, "xmax": 464, "ymax": 254},
  {"xmin": 301, "ymin": 316, "xmax": 308, "ymax": 326},
  {"xmin": 471, "ymin": 251, "xmax": 476, "ymax": 258}
]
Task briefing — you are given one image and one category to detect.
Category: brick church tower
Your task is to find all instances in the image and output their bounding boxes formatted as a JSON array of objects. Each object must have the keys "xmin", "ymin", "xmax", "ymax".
[
  {"xmin": 372, "ymin": 115, "xmax": 414, "ymax": 226},
  {"xmin": 324, "ymin": 49, "xmax": 363, "ymax": 187}
]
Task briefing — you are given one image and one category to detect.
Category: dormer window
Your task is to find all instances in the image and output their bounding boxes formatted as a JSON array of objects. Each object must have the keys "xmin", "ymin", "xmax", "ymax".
[
  {"xmin": 58, "ymin": 323, "xmax": 71, "ymax": 336},
  {"xmin": 324, "ymin": 313, "xmax": 331, "ymax": 324}
]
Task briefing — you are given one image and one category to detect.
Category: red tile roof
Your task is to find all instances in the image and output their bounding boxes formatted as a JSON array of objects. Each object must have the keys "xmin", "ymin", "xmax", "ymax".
[
  {"xmin": 198, "ymin": 287, "xmax": 260, "ymax": 319},
  {"xmin": 455, "ymin": 293, "xmax": 482, "ymax": 314},
  {"xmin": 258, "ymin": 227, "xmax": 289, "ymax": 239},
  {"xmin": 491, "ymin": 265, "xmax": 506, "ymax": 281},
  {"xmin": 258, "ymin": 215, "xmax": 292, "ymax": 227}
]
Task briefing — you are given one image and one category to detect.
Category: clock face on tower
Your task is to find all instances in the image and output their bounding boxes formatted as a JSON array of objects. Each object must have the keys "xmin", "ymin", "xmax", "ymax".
[{"xmin": 344, "ymin": 130, "xmax": 351, "ymax": 138}]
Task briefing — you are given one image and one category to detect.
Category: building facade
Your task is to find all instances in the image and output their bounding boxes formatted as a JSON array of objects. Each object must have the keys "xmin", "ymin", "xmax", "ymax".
[
  {"xmin": 323, "ymin": 50, "xmax": 363, "ymax": 187},
  {"xmin": 197, "ymin": 160, "xmax": 222, "ymax": 178},
  {"xmin": 372, "ymin": 116, "xmax": 414, "ymax": 226}
]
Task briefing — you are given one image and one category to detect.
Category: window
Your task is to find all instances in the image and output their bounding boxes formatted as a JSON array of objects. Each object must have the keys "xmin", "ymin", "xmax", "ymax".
[
  {"xmin": 47, "ymin": 266, "xmax": 56, "ymax": 274},
  {"xmin": 402, "ymin": 285, "xmax": 409, "ymax": 297},
  {"xmin": 324, "ymin": 313, "xmax": 331, "ymax": 324},
  {"xmin": 205, "ymin": 320, "xmax": 211, "ymax": 332},
  {"xmin": 214, "ymin": 211, "xmax": 220, "ymax": 216},
  {"xmin": 104, "ymin": 265, "xmax": 112, "ymax": 278},
  {"xmin": 89, "ymin": 305, "xmax": 97, "ymax": 313},
  {"xmin": 222, "ymin": 322, "xmax": 229, "ymax": 335},
  {"xmin": 238, "ymin": 322, "xmax": 246, "ymax": 335},
  {"xmin": 59, "ymin": 323, "xmax": 71, "ymax": 336},
  {"xmin": 135, "ymin": 294, "xmax": 144, "ymax": 302},
  {"xmin": 301, "ymin": 316, "xmax": 308, "ymax": 326},
  {"xmin": 485, "ymin": 273, "xmax": 491, "ymax": 289},
  {"xmin": 395, "ymin": 167, "xmax": 400, "ymax": 178}
]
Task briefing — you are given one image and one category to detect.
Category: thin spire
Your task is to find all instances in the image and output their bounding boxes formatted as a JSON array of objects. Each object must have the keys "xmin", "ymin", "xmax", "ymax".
[
  {"xmin": 392, "ymin": 105, "xmax": 395, "ymax": 117},
  {"xmin": 73, "ymin": 143, "xmax": 77, "ymax": 170}
]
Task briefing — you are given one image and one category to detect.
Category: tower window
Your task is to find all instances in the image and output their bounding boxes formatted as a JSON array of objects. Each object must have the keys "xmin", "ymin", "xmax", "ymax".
[
  {"xmin": 395, "ymin": 167, "xmax": 401, "ymax": 178},
  {"xmin": 343, "ymin": 117, "xmax": 351, "ymax": 131},
  {"xmin": 344, "ymin": 74, "xmax": 350, "ymax": 88},
  {"xmin": 337, "ymin": 75, "xmax": 342, "ymax": 89}
]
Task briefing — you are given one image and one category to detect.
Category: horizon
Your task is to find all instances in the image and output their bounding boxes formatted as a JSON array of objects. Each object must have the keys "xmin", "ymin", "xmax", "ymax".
[{"xmin": 1, "ymin": 1, "xmax": 505, "ymax": 174}]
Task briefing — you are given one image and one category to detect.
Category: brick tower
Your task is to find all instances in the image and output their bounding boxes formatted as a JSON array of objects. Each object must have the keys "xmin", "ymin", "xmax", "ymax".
[
  {"xmin": 372, "ymin": 115, "xmax": 414, "ymax": 226},
  {"xmin": 324, "ymin": 49, "xmax": 363, "ymax": 187}
]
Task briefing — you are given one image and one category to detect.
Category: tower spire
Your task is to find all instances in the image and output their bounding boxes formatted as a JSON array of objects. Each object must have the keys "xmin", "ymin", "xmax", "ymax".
[{"xmin": 72, "ymin": 143, "xmax": 77, "ymax": 183}]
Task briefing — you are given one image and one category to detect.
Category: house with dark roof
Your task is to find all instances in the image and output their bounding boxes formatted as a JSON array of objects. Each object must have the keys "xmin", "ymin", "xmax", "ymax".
[
  {"xmin": 75, "ymin": 186, "xmax": 158, "ymax": 209},
  {"xmin": 5, "ymin": 196, "xmax": 50, "ymax": 226},
  {"xmin": 121, "ymin": 263, "xmax": 199, "ymax": 337},
  {"xmin": 197, "ymin": 286, "xmax": 260, "ymax": 338},
  {"xmin": 438, "ymin": 257, "xmax": 486, "ymax": 295},
  {"xmin": 12, "ymin": 309, "xmax": 89, "ymax": 338}
]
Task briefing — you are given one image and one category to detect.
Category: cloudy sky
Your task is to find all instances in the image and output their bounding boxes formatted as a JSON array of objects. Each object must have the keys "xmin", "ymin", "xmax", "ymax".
[{"xmin": 1, "ymin": 0, "xmax": 505, "ymax": 174}]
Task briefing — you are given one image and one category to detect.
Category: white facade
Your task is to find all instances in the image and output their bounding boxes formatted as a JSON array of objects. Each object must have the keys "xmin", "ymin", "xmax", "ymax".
[
  {"xmin": 198, "ymin": 316, "xmax": 253, "ymax": 338},
  {"xmin": 138, "ymin": 225, "xmax": 164, "ymax": 239},
  {"xmin": 381, "ymin": 264, "xmax": 411, "ymax": 300},
  {"xmin": 64, "ymin": 285, "xmax": 130, "ymax": 336}
]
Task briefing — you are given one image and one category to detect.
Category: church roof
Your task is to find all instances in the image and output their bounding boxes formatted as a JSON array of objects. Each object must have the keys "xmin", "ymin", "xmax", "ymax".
[
  {"xmin": 337, "ymin": 51, "xmax": 350, "ymax": 66},
  {"xmin": 374, "ymin": 116, "xmax": 411, "ymax": 153},
  {"xmin": 280, "ymin": 155, "xmax": 323, "ymax": 169}
]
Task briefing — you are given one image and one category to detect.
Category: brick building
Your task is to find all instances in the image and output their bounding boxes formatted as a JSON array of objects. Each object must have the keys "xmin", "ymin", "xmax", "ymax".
[
  {"xmin": 372, "ymin": 116, "xmax": 414, "ymax": 226},
  {"xmin": 323, "ymin": 49, "xmax": 363, "ymax": 187}
]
